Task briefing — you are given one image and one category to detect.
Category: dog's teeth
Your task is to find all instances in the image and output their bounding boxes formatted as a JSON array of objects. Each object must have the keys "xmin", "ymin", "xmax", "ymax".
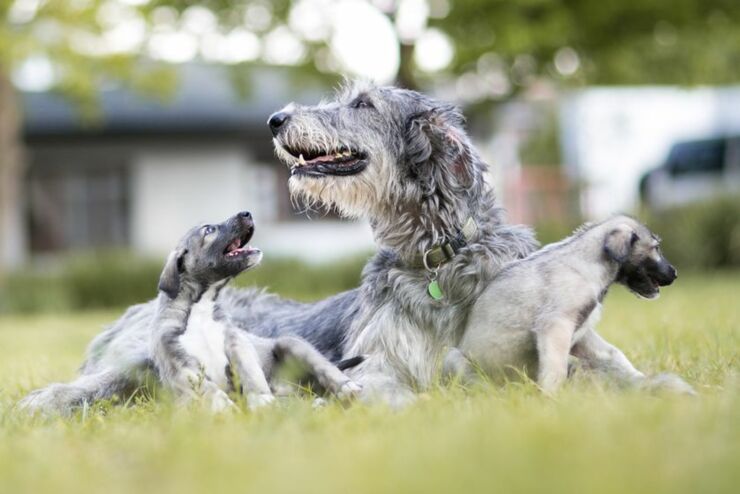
[
  {"xmin": 298, "ymin": 154, "xmax": 306, "ymax": 166},
  {"xmin": 342, "ymin": 150, "xmax": 351, "ymax": 157}
]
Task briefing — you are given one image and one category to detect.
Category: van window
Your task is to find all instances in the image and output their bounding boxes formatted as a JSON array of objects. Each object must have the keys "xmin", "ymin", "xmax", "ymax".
[{"xmin": 667, "ymin": 139, "xmax": 725, "ymax": 176}]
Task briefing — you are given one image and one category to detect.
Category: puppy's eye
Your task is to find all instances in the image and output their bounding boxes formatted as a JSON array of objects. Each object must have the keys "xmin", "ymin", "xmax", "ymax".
[
  {"xmin": 351, "ymin": 97, "xmax": 373, "ymax": 109},
  {"xmin": 630, "ymin": 232, "xmax": 639, "ymax": 245},
  {"xmin": 203, "ymin": 225, "xmax": 216, "ymax": 235}
]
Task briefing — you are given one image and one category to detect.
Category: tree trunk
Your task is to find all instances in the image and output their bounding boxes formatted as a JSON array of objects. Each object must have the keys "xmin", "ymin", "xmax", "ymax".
[
  {"xmin": 0, "ymin": 69, "xmax": 26, "ymax": 279},
  {"xmin": 397, "ymin": 42, "xmax": 418, "ymax": 90}
]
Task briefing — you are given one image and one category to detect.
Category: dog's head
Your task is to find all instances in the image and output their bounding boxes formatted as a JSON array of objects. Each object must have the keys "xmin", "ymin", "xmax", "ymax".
[
  {"xmin": 158, "ymin": 211, "xmax": 262, "ymax": 299},
  {"xmin": 603, "ymin": 216, "xmax": 677, "ymax": 299},
  {"xmin": 269, "ymin": 81, "xmax": 483, "ymax": 228}
]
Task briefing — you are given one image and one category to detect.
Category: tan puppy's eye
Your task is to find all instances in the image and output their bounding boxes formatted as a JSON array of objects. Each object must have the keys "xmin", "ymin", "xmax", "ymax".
[{"xmin": 203, "ymin": 225, "xmax": 216, "ymax": 236}]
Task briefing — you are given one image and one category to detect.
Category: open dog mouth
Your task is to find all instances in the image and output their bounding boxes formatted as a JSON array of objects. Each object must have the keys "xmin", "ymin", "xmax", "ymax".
[
  {"xmin": 282, "ymin": 145, "xmax": 368, "ymax": 177},
  {"xmin": 223, "ymin": 228, "xmax": 257, "ymax": 259}
]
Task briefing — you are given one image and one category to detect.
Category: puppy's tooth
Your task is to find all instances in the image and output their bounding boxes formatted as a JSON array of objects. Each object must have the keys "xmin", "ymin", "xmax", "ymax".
[
  {"xmin": 342, "ymin": 150, "xmax": 351, "ymax": 156},
  {"xmin": 298, "ymin": 154, "xmax": 306, "ymax": 166}
]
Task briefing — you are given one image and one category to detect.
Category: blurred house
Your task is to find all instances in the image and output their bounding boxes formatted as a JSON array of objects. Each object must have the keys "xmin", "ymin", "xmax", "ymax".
[{"xmin": 21, "ymin": 65, "xmax": 375, "ymax": 264}]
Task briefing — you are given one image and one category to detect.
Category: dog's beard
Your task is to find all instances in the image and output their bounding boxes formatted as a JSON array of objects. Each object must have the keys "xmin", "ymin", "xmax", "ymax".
[{"xmin": 288, "ymin": 154, "xmax": 395, "ymax": 219}]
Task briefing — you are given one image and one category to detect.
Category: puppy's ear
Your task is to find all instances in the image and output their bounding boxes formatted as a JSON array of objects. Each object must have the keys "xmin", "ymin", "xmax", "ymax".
[
  {"xmin": 158, "ymin": 249, "xmax": 187, "ymax": 299},
  {"xmin": 604, "ymin": 225, "xmax": 637, "ymax": 263}
]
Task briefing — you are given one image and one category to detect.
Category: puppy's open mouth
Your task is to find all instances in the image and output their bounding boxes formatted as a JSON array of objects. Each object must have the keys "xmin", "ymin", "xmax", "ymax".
[
  {"xmin": 224, "ymin": 229, "xmax": 257, "ymax": 259},
  {"xmin": 282, "ymin": 145, "xmax": 368, "ymax": 177}
]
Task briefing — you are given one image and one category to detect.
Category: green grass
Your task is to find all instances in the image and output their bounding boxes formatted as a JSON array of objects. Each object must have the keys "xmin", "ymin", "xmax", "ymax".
[{"xmin": 0, "ymin": 273, "xmax": 738, "ymax": 494}]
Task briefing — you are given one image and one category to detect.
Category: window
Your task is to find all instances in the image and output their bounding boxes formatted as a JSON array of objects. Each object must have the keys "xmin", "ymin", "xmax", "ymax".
[
  {"xmin": 667, "ymin": 139, "xmax": 726, "ymax": 176},
  {"xmin": 28, "ymin": 165, "xmax": 129, "ymax": 253}
]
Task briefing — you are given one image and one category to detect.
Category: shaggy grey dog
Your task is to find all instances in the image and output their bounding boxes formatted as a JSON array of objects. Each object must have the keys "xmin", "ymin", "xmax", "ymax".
[
  {"xmin": 446, "ymin": 215, "xmax": 695, "ymax": 395},
  {"xmin": 19, "ymin": 82, "xmax": 537, "ymax": 412}
]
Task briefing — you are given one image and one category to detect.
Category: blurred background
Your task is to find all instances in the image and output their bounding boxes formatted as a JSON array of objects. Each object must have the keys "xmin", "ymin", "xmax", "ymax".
[{"xmin": 0, "ymin": 0, "xmax": 738, "ymax": 314}]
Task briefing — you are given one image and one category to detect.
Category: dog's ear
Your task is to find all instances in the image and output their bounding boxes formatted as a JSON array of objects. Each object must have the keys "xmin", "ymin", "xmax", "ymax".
[
  {"xmin": 404, "ymin": 105, "xmax": 472, "ymax": 185},
  {"xmin": 158, "ymin": 248, "xmax": 187, "ymax": 299},
  {"xmin": 604, "ymin": 225, "xmax": 638, "ymax": 263}
]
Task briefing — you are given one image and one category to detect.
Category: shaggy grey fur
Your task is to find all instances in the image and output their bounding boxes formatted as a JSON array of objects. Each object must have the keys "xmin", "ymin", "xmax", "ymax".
[
  {"xmin": 19, "ymin": 82, "xmax": 537, "ymax": 412},
  {"xmin": 446, "ymin": 215, "xmax": 695, "ymax": 395}
]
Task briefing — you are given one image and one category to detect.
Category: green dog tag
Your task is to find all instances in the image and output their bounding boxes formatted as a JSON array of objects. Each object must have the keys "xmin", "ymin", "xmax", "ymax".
[{"xmin": 427, "ymin": 280, "xmax": 444, "ymax": 300}]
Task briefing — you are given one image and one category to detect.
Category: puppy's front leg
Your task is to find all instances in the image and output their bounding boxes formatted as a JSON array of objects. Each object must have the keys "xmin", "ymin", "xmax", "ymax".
[
  {"xmin": 570, "ymin": 328, "xmax": 645, "ymax": 383},
  {"xmin": 224, "ymin": 329, "xmax": 275, "ymax": 409},
  {"xmin": 536, "ymin": 318, "xmax": 575, "ymax": 395},
  {"xmin": 273, "ymin": 336, "xmax": 361, "ymax": 400},
  {"xmin": 570, "ymin": 329, "xmax": 695, "ymax": 394}
]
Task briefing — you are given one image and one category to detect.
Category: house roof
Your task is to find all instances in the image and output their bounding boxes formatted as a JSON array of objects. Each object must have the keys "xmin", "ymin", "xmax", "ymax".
[{"xmin": 22, "ymin": 64, "xmax": 328, "ymax": 138}]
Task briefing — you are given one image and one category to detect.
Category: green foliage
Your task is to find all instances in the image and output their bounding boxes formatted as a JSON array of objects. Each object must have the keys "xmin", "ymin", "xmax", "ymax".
[
  {"xmin": 434, "ymin": 0, "xmax": 740, "ymax": 91},
  {"xmin": 0, "ymin": 0, "xmax": 176, "ymax": 115},
  {"xmin": 0, "ymin": 273, "xmax": 738, "ymax": 494},
  {"xmin": 0, "ymin": 252, "xmax": 367, "ymax": 314},
  {"xmin": 643, "ymin": 196, "xmax": 740, "ymax": 270}
]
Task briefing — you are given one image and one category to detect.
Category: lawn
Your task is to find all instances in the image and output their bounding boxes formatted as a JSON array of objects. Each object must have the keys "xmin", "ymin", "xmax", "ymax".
[{"xmin": 0, "ymin": 272, "xmax": 737, "ymax": 494}]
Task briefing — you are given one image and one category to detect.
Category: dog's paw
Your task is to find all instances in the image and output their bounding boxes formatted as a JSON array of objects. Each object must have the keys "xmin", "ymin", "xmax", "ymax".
[
  {"xmin": 312, "ymin": 397, "xmax": 328, "ymax": 409},
  {"xmin": 642, "ymin": 373, "xmax": 697, "ymax": 396},
  {"xmin": 247, "ymin": 392, "xmax": 276, "ymax": 410},
  {"xmin": 336, "ymin": 380, "xmax": 362, "ymax": 401},
  {"xmin": 209, "ymin": 390, "xmax": 237, "ymax": 413}
]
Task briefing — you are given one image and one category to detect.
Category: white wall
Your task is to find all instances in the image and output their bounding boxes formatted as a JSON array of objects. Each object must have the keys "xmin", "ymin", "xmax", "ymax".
[
  {"xmin": 130, "ymin": 147, "xmax": 376, "ymax": 261},
  {"xmin": 560, "ymin": 86, "xmax": 740, "ymax": 218},
  {"xmin": 131, "ymin": 147, "xmax": 275, "ymax": 253}
]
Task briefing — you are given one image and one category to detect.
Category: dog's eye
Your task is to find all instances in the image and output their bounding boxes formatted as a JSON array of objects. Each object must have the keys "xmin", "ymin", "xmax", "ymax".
[
  {"xmin": 351, "ymin": 97, "xmax": 373, "ymax": 109},
  {"xmin": 203, "ymin": 226, "xmax": 216, "ymax": 235}
]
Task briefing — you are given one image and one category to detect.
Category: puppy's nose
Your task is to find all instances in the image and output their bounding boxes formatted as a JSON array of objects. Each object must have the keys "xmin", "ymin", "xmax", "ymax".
[
  {"xmin": 238, "ymin": 211, "xmax": 251, "ymax": 219},
  {"xmin": 268, "ymin": 112, "xmax": 290, "ymax": 136}
]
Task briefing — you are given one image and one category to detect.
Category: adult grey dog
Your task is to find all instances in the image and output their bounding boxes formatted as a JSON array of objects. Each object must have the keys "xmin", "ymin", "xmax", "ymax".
[
  {"xmin": 446, "ymin": 215, "xmax": 695, "ymax": 395},
  {"xmin": 19, "ymin": 82, "xmax": 537, "ymax": 412}
]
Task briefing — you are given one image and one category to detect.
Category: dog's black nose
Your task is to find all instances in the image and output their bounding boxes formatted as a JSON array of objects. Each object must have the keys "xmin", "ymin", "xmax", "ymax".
[
  {"xmin": 268, "ymin": 112, "xmax": 290, "ymax": 136},
  {"xmin": 239, "ymin": 211, "xmax": 251, "ymax": 218}
]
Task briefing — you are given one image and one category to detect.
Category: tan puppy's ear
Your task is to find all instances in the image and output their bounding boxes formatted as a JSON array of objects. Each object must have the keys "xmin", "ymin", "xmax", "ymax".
[
  {"xmin": 158, "ymin": 249, "xmax": 187, "ymax": 299},
  {"xmin": 604, "ymin": 224, "xmax": 637, "ymax": 263}
]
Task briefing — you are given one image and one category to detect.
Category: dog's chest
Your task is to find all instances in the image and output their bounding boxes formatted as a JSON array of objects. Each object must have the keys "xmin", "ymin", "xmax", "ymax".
[{"xmin": 179, "ymin": 300, "xmax": 230, "ymax": 389}]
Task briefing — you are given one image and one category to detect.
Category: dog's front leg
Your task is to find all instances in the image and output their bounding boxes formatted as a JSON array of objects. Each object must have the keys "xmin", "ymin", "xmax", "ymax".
[
  {"xmin": 150, "ymin": 305, "xmax": 235, "ymax": 412},
  {"xmin": 536, "ymin": 318, "xmax": 575, "ymax": 395},
  {"xmin": 571, "ymin": 329, "xmax": 695, "ymax": 395},
  {"xmin": 272, "ymin": 336, "xmax": 362, "ymax": 400},
  {"xmin": 570, "ymin": 328, "xmax": 645, "ymax": 383},
  {"xmin": 223, "ymin": 329, "xmax": 275, "ymax": 410}
]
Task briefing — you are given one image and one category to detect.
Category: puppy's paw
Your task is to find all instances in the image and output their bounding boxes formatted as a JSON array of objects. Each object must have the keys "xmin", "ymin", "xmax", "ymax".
[
  {"xmin": 642, "ymin": 373, "xmax": 697, "ymax": 396},
  {"xmin": 336, "ymin": 380, "xmax": 362, "ymax": 401},
  {"xmin": 312, "ymin": 397, "xmax": 328, "ymax": 409},
  {"xmin": 209, "ymin": 390, "xmax": 237, "ymax": 413},
  {"xmin": 247, "ymin": 392, "xmax": 276, "ymax": 411}
]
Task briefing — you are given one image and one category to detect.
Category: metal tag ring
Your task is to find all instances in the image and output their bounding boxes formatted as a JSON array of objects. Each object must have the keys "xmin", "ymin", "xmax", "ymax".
[{"xmin": 422, "ymin": 249, "xmax": 441, "ymax": 273}]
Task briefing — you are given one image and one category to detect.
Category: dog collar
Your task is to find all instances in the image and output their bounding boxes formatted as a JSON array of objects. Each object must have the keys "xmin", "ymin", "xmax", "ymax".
[{"xmin": 412, "ymin": 217, "xmax": 478, "ymax": 270}]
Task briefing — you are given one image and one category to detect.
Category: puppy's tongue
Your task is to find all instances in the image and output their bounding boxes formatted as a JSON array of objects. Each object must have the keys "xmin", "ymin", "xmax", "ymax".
[{"xmin": 226, "ymin": 238, "xmax": 240, "ymax": 253}]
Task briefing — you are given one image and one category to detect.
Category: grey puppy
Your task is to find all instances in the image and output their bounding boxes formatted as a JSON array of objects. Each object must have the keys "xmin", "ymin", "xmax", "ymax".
[
  {"xmin": 150, "ymin": 211, "xmax": 362, "ymax": 412},
  {"xmin": 446, "ymin": 215, "xmax": 695, "ymax": 395},
  {"xmin": 20, "ymin": 212, "xmax": 361, "ymax": 415}
]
